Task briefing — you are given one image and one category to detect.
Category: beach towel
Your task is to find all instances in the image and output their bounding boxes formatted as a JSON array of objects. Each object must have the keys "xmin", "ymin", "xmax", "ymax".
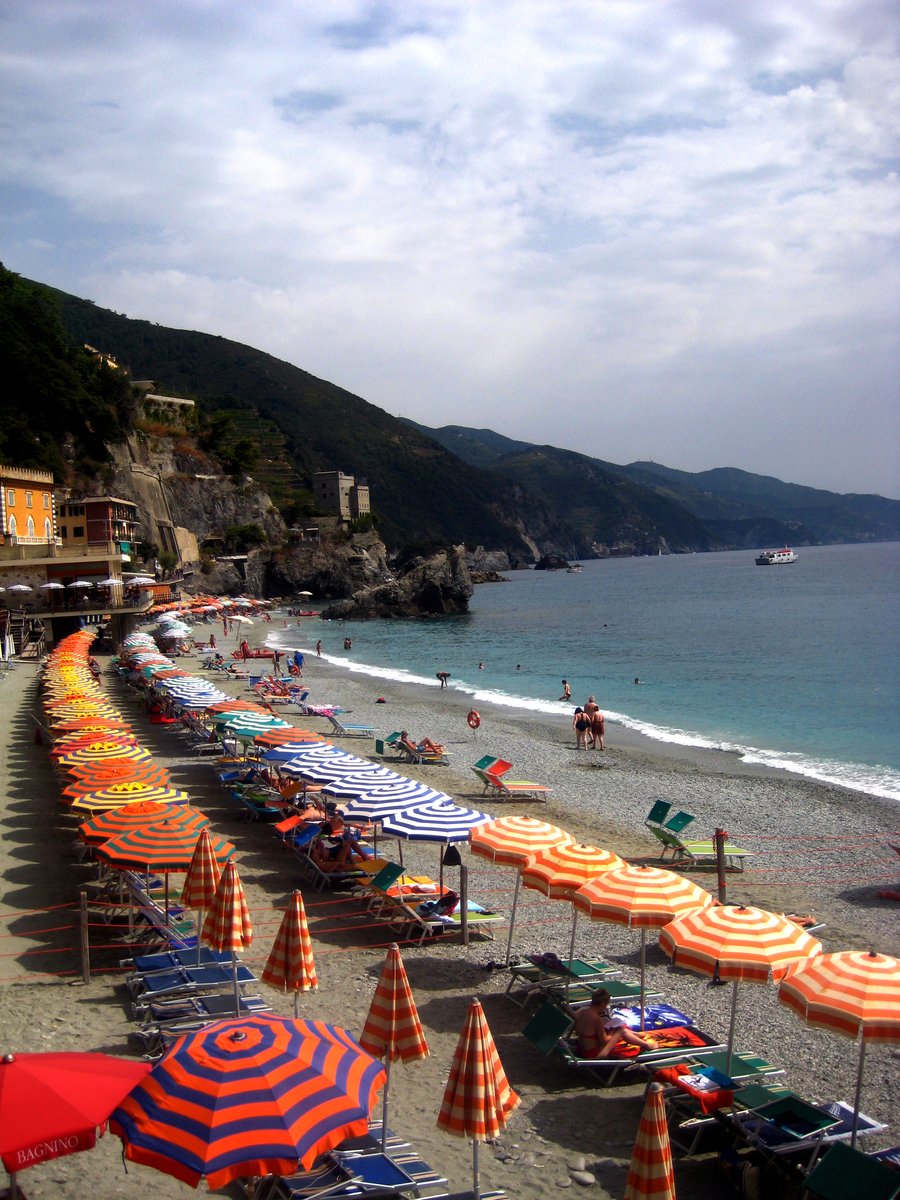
[{"xmin": 610, "ymin": 1003, "xmax": 694, "ymax": 1030}]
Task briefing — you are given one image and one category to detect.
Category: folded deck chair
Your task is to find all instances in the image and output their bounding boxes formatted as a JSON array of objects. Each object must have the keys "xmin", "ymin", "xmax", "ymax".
[
  {"xmin": 127, "ymin": 962, "xmax": 258, "ymax": 1003},
  {"xmin": 472, "ymin": 765, "xmax": 550, "ymax": 801},
  {"xmin": 327, "ymin": 714, "xmax": 374, "ymax": 738},
  {"xmin": 802, "ymin": 1141, "xmax": 900, "ymax": 1200},
  {"xmin": 649, "ymin": 825, "xmax": 752, "ymax": 870},
  {"xmin": 645, "ymin": 799, "xmax": 672, "ymax": 827}
]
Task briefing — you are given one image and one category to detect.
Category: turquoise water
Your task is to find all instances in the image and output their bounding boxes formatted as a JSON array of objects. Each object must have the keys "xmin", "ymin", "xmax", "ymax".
[{"xmin": 270, "ymin": 543, "xmax": 900, "ymax": 802}]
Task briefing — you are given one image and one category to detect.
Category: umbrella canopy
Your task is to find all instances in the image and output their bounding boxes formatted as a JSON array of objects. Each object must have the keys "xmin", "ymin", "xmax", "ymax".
[
  {"xmin": 202, "ymin": 861, "xmax": 253, "ymax": 1014},
  {"xmin": 777, "ymin": 950, "xmax": 900, "ymax": 1146},
  {"xmin": 67, "ymin": 786, "xmax": 191, "ymax": 815},
  {"xmin": 63, "ymin": 758, "xmax": 166, "ymax": 784},
  {"xmin": 623, "ymin": 1082, "xmax": 675, "ymax": 1200},
  {"xmin": 109, "ymin": 1014, "xmax": 386, "ymax": 1189},
  {"xmin": 79, "ymin": 803, "xmax": 206, "ymax": 846},
  {"xmin": 261, "ymin": 891, "xmax": 318, "ymax": 1018},
  {"xmin": 437, "ymin": 998, "xmax": 519, "ymax": 1200},
  {"xmin": 381, "ymin": 798, "xmax": 493, "ymax": 844},
  {"xmin": 0, "ymin": 1051, "xmax": 150, "ymax": 1189},
  {"xmin": 62, "ymin": 765, "xmax": 172, "ymax": 799},
  {"xmin": 660, "ymin": 904, "xmax": 823, "ymax": 1070},
  {"xmin": 56, "ymin": 743, "xmax": 152, "ymax": 768},
  {"xmin": 95, "ymin": 822, "xmax": 233, "ymax": 873},
  {"xmin": 321, "ymin": 767, "xmax": 408, "ymax": 797},
  {"xmin": 181, "ymin": 828, "xmax": 224, "ymax": 966},
  {"xmin": 253, "ymin": 728, "xmax": 325, "ymax": 749},
  {"xmin": 469, "ymin": 816, "xmax": 575, "ymax": 965},
  {"xmin": 39, "ymin": 581, "xmax": 65, "ymax": 590},
  {"xmin": 343, "ymin": 783, "xmax": 451, "ymax": 823},
  {"xmin": 359, "ymin": 943, "xmax": 429, "ymax": 1150},
  {"xmin": 574, "ymin": 864, "xmax": 713, "ymax": 1027}
]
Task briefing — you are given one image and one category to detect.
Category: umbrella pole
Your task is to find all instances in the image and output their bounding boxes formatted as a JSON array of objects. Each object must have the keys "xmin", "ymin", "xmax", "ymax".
[
  {"xmin": 565, "ymin": 909, "xmax": 578, "ymax": 1001},
  {"xmin": 294, "ymin": 987, "xmax": 300, "ymax": 1019},
  {"xmin": 726, "ymin": 980, "xmax": 739, "ymax": 1075},
  {"xmin": 504, "ymin": 872, "xmax": 521, "ymax": 966},
  {"xmin": 381, "ymin": 1056, "xmax": 392, "ymax": 1152},
  {"xmin": 639, "ymin": 929, "xmax": 646, "ymax": 1031},
  {"xmin": 851, "ymin": 1037, "xmax": 866, "ymax": 1148},
  {"xmin": 472, "ymin": 1138, "xmax": 481, "ymax": 1200},
  {"xmin": 10, "ymin": 1170, "xmax": 18, "ymax": 1200},
  {"xmin": 231, "ymin": 951, "xmax": 241, "ymax": 1016},
  {"xmin": 196, "ymin": 909, "xmax": 203, "ymax": 964}
]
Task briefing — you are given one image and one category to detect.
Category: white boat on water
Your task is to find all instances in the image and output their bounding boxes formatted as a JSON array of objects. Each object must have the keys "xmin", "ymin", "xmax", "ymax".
[{"xmin": 755, "ymin": 547, "xmax": 798, "ymax": 565}]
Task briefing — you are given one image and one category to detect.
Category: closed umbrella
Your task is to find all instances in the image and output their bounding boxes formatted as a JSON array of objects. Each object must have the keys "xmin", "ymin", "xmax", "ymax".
[
  {"xmin": 437, "ymin": 998, "xmax": 519, "ymax": 1200},
  {"xmin": 202, "ymin": 861, "xmax": 253, "ymax": 1014},
  {"xmin": 181, "ymin": 828, "xmax": 223, "ymax": 965},
  {"xmin": 777, "ymin": 950, "xmax": 900, "ymax": 1145},
  {"xmin": 523, "ymin": 842, "xmax": 625, "ymax": 986},
  {"xmin": 0, "ymin": 1051, "xmax": 151, "ymax": 1200},
  {"xmin": 573, "ymin": 864, "xmax": 713, "ymax": 1028},
  {"xmin": 469, "ymin": 816, "xmax": 574, "ymax": 965},
  {"xmin": 660, "ymin": 904, "xmax": 823, "ymax": 1072},
  {"xmin": 623, "ymin": 1082, "xmax": 675, "ymax": 1200},
  {"xmin": 261, "ymin": 890, "xmax": 318, "ymax": 1017},
  {"xmin": 110, "ymin": 1014, "xmax": 386, "ymax": 1189},
  {"xmin": 359, "ymin": 943, "xmax": 429, "ymax": 1150}
]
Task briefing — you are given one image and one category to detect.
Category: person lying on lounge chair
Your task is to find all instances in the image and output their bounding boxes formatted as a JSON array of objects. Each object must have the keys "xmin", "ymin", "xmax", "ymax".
[
  {"xmin": 399, "ymin": 731, "xmax": 445, "ymax": 755},
  {"xmin": 574, "ymin": 989, "xmax": 657, "ymax": 1059},
  {"xmin": 310, "ymin": 827, "xmax": 366, "ymax": 869}
]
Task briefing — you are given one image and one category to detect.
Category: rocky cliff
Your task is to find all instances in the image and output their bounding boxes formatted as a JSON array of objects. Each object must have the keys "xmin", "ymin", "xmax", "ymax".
[{"xmin": 318, "ymin": 544, "xmax": 474, "ymax": 618}]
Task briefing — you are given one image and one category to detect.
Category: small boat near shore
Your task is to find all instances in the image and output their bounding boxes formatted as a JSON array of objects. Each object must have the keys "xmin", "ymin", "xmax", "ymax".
[{"xmin": 755, "ymin": 547, "xmax": 798, "ymax": 566}]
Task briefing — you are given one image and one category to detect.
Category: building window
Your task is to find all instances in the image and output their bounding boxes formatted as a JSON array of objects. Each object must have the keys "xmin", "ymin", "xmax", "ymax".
[
  {"xmin": 26, "ymin": 516, "xmax": 34, "ymax": 537},
  {"xmin": 8, "ymin": 514, "xmax": 16, "ymax": 537},
  {"xmin": 25, "ymin": 492, "xmax": 33, "ymax": 508},
  {"xmin": 59, "ymin": 525, "xmax": 67, "ymax": 538},
  {"xmin": 44, "ymin": 517, "xmax": 52, "ymax": 539},
  {"xmin": 7, "ymin": 490, "xmax": 14, "ymax": 507},
  {"xmin": 73, "ymin": 526, "xmax": 84, "ymax": 538},
  {"xmin": 42, "ymin": 493, "xmax": 50, "ymax": 509}
]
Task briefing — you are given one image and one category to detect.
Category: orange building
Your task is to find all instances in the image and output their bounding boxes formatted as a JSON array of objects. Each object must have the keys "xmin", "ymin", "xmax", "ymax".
[{"xmin": 0, "ymin": 466, "xmax": 57, "ymax": 545}]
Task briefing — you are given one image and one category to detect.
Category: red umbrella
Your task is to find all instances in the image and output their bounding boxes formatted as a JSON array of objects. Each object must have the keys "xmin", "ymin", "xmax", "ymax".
[
  {"xmin": 202, "ymin": 861, "xmax": 253, "ymax": 1014},
  {"xmin": 78, "ymin": 802, "xmax": 207, "ymax": 846},
  {"xmin": 62, "ymin": 764, "xmax": 172, "ymax": 799},
  {"xmin": 261, "ymin": 890, "xmax": 318, "ymax": 1017},
  {"xmin": 0, "ymin": 1051, "xmax": 150, "ymax": 1198},
  {"xmin": 109, "ymin": 1014, "xmax": 386, "ymax": 1189},
  {"xmin": 437, "ymin": 998, "xmax": 519, "ymax": 1200},
  {"xmin": 359, "ymin": 943, "xmax": 428, "ymax": 1150},
  {"xmin": 623, "ymin": 1082, "xmax": 675, "ymax": 1200},
  {"xmin": 181, "ymin": 828, "xmax": 223, "ymax": 965}
]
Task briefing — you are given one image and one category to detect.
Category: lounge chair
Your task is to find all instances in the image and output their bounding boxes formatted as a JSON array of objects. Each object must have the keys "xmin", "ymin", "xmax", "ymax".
[
  {"xmin": 271, "ymin": 1146, "xmax": 451, "ymax": 1199},
  {"xmin": 522, "ymin": 1000, "xmax": 725, "ymax": 1087},
  {"xmin": 504, "ymin": 955, "xmax": 623, "ymax": 1007},
  {"xmin": 395, "ymin": 734, "xmax": 450, "ymax": 765},
  {"xmin": 327, "ymin": 714, "xmax": 375, "ymax": 738},
  {"xmin": 730, "ymin": 1092, "xmax": 888, "ymax": 1170},
  {"xmin": 472, "ymin": 765, "xmax": 550, "ymax": 801},
  {"xmin": 127, "ymin": 962, "xmax": 259, "ymax": 1006},
  {"xmin": 648, "ymin": 825, "xmax": 753, "ymax": 870},
  {"xmin": 802, "ymin": 1142, "xmax": 900, "ymax": 1200},
  {"xmin": 645, "ymin": 801, "xmax": 696, "ymax": 834}
]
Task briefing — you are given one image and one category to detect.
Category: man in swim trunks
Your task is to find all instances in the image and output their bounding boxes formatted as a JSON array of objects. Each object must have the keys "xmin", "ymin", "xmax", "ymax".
[{"xmin": 574, "ymin": 989, "xmax": 656, "ymax": 1059}]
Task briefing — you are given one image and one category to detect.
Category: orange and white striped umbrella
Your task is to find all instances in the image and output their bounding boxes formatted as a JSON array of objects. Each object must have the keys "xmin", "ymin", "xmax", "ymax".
[
  {"xmin": 182, "ymin": 828, "xmax": 224, "ymax": 966},
  {"xmin": 469, "ymin": 816, "xmax": 574, "ymax": 964},
  {"xmin": 660, "ymin": 904, "xmax": 822, "ymax": 1069},
  {"xmin": 437, "ymin": 998, "xmax": 519, "ymax": 1200},
  {"xmin": 201, "ymin": 861, "xmax": 253, "ymax": 1016},
  {"xmin": 522, "ymin": 842, "xmax": 626, "ymax": 978},
  {"xmin": 359, "ymin": 943, "xmax": 428, "ymax": 1149},
  {"xmin": 262, "ymin": 891, "xmax": 318, "ymax": 1018},
  {"xmin": 623, "ymin": 1082, "xmax": 675, "ymax": 1200},
  {"xmin": 778, "ymin": 950, "xmax": 900, "ymax": 1146},
  {"xmin": 574, "ymin": 864, "xmax": 713, "ymax": 1028}
]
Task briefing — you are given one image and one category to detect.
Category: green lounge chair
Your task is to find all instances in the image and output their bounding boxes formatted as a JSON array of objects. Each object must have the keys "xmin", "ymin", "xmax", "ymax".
[
  {"xmin": 803, "ymin": 1143, "xmax": 900, "ymax": 1200},
  {"xmin": 649, "ymin": 825, "xmax": 752, "ymax": 870}
]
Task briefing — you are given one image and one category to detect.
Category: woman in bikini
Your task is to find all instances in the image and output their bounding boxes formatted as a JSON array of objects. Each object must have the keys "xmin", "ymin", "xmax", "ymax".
[{"xmin": 574, "ymin": 989, "xmax": 657, "ymax": 1059}]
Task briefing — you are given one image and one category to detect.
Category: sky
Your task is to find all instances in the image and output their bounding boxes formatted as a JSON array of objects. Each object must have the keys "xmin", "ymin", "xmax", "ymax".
[{"xmin": 1, "ymin": 1, "xmax": 898, "ymax": 498}]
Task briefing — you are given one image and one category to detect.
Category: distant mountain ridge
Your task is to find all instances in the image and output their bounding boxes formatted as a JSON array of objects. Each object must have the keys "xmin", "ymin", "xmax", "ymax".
[{"xmin": 404, "ymin": 421, "xmax": 900, "ymax": 548}]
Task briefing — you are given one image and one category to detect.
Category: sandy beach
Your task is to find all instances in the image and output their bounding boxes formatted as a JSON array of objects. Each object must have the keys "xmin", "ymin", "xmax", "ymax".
[{"xmin": 1, "ymin": 617, "xmax": 898, "ymax": 1200}]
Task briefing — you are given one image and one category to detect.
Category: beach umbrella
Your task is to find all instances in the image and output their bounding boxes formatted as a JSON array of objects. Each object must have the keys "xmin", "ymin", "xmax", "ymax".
[
  {"xmin": 50, "ymin": 717, "xmax": 130, "ymax": 736},
  {"xmin": 0, "ymin": 1051, "xmax": 151, "ymax": 1200},
  {"xmin": 95, "ymin": 820, "xmax": 229, "ymax": 873},
  {"xmin": 261, "ymin": 890, "xmax": 318, "ymax": 1017},
  {"xmin": 181, "ymin": 829, "xmax": 223, "ymax": 966},
  {"xmin": 321, "ymin": 767, "xmax": 408, "ymax": 797},
  {"xmin": 777, "ymin": 950, "xmax": 900, "ymax": 1146},
  {"xmin": 253, "ymin": 727, "xmax": 324, "ymax": 748},
  {"xmin": 57, "ymin": 743, "xmax": 153, "ymax": 768},
  {"xmin": 79, "ymin": 802, "xmax": 206, "ymax": 846},
  {"xmin": 573, "ymin": 864, "xmax": 714, "ymax": 1028},
  {"xmin": 437, "ymin": 998, "xmax": 519, "ymax": 1200},
  {"xmin": 344, "ymin": 783, "xmax": 451, "ymax": 823},
  {"xmin": 50, "ymin": 731, "xmax": 138, "ymax": 756},
  {"xmin": 62, "ymin": 764, "xmax": 172, "ymax": 799},
  {"xmin": 469, "ymin": 816, "xmax": 574, "ymax": 965},
  {"xmin": 205, "ymin": 699, "xmax": 263, "ymax": 715},
  {"xmin": 39, "ymin": 581, "xmax": 64, "ymax": 591},
  {"xmin": 359, "ymin": 943, "xmax": 429, "ymax": 1150},
  {"xmin": 109, "ymin": 1013, "xmax": 386, "ymax": 1189},
  {"xmin": 67, "ymin": 580, "xmax": 93, "ymax": 588},
  {"xmin": 67, "ymin": 783, "xmax": 190, "ymax": 812},
  {"xmin": 6, "ymin": 584, "xmax": 31, "ymax": 593},
  {"xmin": 660, "ymin": 904, "xmax": 823, "ymax": 1072},
  {"xmin": 202, "ymin": 861, "xmax": 253, "ymax": 1015},
  {"xmin": 623, "ymin": 1082, "xmax": 675, "ymax": 1200},
  {"xmin": 381, "ymin": 798, "xmax": 493, "ymax": 890},
  {"xmin": 522, "ymin": 842, "xmax": 625, "ymax": 985},
  {"xmin": 260, "ymin": 743, "xmax": 329, "ymax": 765}
]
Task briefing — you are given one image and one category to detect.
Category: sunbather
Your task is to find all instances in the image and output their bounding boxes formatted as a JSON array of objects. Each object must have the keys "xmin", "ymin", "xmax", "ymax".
[
  {"xmin": 310, "ymin": 826, "xmax": 366, "ymax": 869},
  {"xmin": 574, "ymin": 989, "xmax": 657, "ymax": 1059},
  {"xmin": 399, "ymin": 730, "xmax": 444, "ymax": 755}
]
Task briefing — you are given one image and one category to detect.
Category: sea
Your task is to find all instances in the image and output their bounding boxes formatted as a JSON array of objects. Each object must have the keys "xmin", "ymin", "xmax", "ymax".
[{"xmin": 268, "ymin": 543, "xmax": 900, "ymax": 803}]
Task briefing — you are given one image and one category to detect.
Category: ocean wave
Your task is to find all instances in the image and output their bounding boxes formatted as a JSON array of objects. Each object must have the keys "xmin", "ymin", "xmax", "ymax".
[{"xmin": 267, "ymin": 631, "xmax": 900, "ymax": 802}]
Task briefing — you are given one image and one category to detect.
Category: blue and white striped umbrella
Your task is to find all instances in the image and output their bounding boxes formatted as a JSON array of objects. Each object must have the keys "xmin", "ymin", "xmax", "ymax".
[
  {"xmin": 280, "ymin": 759, "xmax": 375, "ymax": 784},
  {"xmin": 276, "ymin": 748, "xmax": 366, "ymax": 772},
  {"xmin": 380, "ymin": 798, "xmax": 494, "ymax": 843},
  {"xmin": 343, "ymin": 783, "xmax": 452, "ymax": 823},
  {"xmin": 283, "ymin": 744, "xmax": 360, "ymax": 762},
  {"xmin": 260, "ymin": 741, "xmax": 328, "ymax": 764},
  {"xmin": 320, "ymin": 768, "xmax": 407, "ymax": 798}
]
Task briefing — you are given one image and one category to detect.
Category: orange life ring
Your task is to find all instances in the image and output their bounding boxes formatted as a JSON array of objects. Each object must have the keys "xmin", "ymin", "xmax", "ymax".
[{"xmin": 467, "ymin": 710, "xmax": 481, "ymax": 730}]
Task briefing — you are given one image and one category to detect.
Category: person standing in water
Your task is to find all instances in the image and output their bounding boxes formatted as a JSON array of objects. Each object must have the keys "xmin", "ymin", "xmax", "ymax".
[{"xmin": 560, "ymin": 679, "xmax": 571, "ymax": 700}]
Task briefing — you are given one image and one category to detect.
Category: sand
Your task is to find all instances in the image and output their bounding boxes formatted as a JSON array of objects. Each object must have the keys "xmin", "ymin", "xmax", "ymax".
[{"xmin": 0, "ymin": 616, "xmax": 898, "ymax": 1200}]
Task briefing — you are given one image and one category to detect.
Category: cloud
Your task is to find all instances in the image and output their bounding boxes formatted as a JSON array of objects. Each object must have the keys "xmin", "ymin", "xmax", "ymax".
[{"xmin": 0, "ymin": 0, "xmax": 897, "ymax": 496}]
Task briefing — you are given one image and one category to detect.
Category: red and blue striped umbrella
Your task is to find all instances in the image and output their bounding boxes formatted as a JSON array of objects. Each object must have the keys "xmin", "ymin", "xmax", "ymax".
[{"xmin": 109, "ymin": 1013, "xmax": 386, "ymax": 1189}]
